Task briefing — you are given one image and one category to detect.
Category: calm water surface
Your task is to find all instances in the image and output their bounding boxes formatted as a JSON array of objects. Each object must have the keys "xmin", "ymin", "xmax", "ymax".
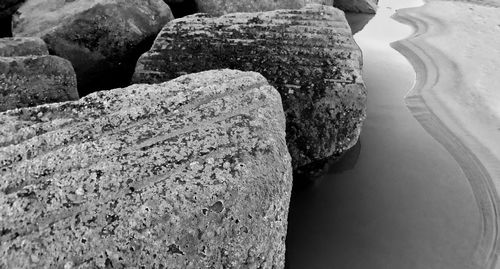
[{"xmin": 285, "ymin": 0, "xmax": 482, "ymax": 268}]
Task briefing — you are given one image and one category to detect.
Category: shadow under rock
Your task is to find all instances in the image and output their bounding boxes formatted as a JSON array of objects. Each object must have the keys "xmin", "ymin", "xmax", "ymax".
[
  {"xmin": 0, "ymin": 15, "xmax": 12, "ymax": 37},
  {"xmin": 285, "ymin": 140, "xmax": 362, "ymax": 268},
  {"xmin": 166, "ymin": 0, "xmax": 199, "ymax": 18},
  {"xmin": 291, "ymin": 140, "xmax": 362, "ymax": 191}
]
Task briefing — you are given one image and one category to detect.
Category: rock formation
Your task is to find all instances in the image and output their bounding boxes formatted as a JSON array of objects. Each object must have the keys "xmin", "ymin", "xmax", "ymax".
[
  {"xmin": 334, "ymin": 0, "xmax": 378, "ymax": 14},
  {"xmin": 195, "ymin": 0, "xmax": 334, "ymax": 16},
  {"xmin": 12, "ymin": 0, "xmax": 174, "ymax": 96},
  {"xmin": 0, "ymin": 69, "xmax": 293, "ymax": 268},
  {"xmin": 133, "ymin": 4, "xmax": 367, "ymax": 171},
  {"xmin": 0, "ymin": 37, "xmax": 78, "ymax": 112}
]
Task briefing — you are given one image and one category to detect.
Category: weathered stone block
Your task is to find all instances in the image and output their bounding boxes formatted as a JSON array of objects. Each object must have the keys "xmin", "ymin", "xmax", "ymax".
[
  {"xmin": 0, "ymin": 69, "xmax": 292, "ymax": 268},
  {"xmin": 0, "ymin": 38, "xmax": 78, "ymax": 112},
  {"xmin": 195, "ymin": 0, "xmax": 335, "ymax": 15},
  {"xmin": 133, "ymin": 4, "xmax": 367, "ymax": 170}
]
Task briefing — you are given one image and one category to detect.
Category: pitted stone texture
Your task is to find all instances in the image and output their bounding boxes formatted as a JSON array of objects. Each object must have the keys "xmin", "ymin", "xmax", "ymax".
[
  {"xmin": 0, "ymin": 55, "xmax": 78, "ymax": 112},
  {"xmin": 0, "ymin": 37, "xmax": 48, "ymax": 57},
  {"xmin": 195, "ymin": 0, "xmax": 334, "ymax": 16},
  {"xmin": 13, "ymin": 0, "xmax": 174, "ymax": 96},
  {"xmin": 334, "ymin": 0, "xmax": 378, "ymax": 13},
  {"xmin": 133, "ymin": 4, "xmax": 367, "ymax": 170},
  {"xmin": 0, "ymin": 69, "xmax": 292, "ymax": 268}
]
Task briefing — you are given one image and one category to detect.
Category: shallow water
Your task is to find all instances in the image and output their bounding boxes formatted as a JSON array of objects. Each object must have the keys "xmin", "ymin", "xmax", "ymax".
[{"xmin": 285, "ymin": 1, "xmax": 483, "ymax": 268}]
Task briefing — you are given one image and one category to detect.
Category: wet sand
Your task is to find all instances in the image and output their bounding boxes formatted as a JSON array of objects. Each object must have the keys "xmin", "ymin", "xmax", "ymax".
[{"xmin": 393, "ymin": 1, "xmax": 500, "ymax": 267}]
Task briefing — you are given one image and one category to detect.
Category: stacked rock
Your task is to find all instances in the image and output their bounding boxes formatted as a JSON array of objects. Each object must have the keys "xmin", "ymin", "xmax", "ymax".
[
  {"xmin": 12, "ymin": 0, "xmax": 174, "ymax": 95},
  {"xmin": 0, "ymin": 37, "xmax": 78, "ymax": 112},
  {"xmin": 133, "ymin": 4, "xmax": 367, "ymax": 170},
  {"xmin": 0, "ymin": 0, "xmax": 374, "ymax": 267}
]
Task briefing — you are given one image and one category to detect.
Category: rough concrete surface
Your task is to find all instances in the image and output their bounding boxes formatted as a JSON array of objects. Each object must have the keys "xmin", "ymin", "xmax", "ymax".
[
  {"xmin": 133, "ymin": 4, "xmax": 367, "ymax": 170},
  {"xmin": 0, "ymin": 37, "xmax": 78, "ymax": 112},
  {"xmin": 195, "ymin": 0, "xmax": 334, "ymax": 16},
  {"xmin": 0, "ymin": 69, "xmax": 292, "ymax": 268}
]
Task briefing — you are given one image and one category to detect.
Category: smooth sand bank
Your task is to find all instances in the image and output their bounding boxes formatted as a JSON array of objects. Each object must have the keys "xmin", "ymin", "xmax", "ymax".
[{"xmin": 392, "ymin": 1, "xmax": 500, "ymax": 268}]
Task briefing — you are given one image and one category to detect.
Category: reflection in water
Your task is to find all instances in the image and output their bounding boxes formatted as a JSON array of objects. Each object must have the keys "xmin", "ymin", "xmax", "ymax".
[
  {"xmin": 293, "ymin": 140, "xmax": 361, "ymax": 189},
  {"xmin": 293, "ymin": 141, "xmax": 362, "ymax": 189},
  {"xmin": 327, "ymin": 140, "xmax": 361, "ymax": 174},
  {"xmin": 285, "ymin": 0, "xmax": 482, "ymax": 268}
]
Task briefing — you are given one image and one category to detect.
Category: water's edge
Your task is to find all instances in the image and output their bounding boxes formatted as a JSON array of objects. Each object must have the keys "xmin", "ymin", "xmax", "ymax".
[{"xmin": 391, "ymin": 4, "xmax": 500, "ymax": 268}]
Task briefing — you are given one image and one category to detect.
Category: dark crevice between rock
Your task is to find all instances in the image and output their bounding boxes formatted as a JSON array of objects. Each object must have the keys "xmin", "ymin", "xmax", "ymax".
[
  {"xmin": 70, "ymin": 35, "xmax": 157, "ymax": 97},
  {"xmin": 0, "ymin": 15, "xmax": 13, "ymax": 37},
  {"xmin": 166, "ymin": 0, "xmax": 199, "ymax": 18},
  {"xmin": 167, "ymin": 244, "xmax": 185, "ymax": 255}
]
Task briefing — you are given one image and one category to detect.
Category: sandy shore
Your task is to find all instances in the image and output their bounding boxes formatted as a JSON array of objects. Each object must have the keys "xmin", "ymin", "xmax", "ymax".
[{"xmin": 392, "ymin": 1, "xmax": 500, "ymax": 268}]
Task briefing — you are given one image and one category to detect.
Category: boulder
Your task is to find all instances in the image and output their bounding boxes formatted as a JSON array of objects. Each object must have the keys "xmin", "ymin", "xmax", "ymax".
[
  {"xmin": 0, "ymin": 69, "xmax": 293, "ymax": 268},
  {"xmin": 195, "ymin": 0, "xmax": 334, "ymax": 15},
  {"xmin": 0, "ymin": 37, "xmax": 78, "ymax": 112},
  {"xmin": 133, "ymin": 4, "xmax": 367, "ymax": 170},
  {"xmin": 13, "ymin": 0, "xmax": 174, "ymax": 96},
  {"xmin": 334, "ymin": 0, "xmax": 378, "ymax": 13},
  {"xmin": 0, "ymin": 37, "xmax": 48, "ymax": 57}
]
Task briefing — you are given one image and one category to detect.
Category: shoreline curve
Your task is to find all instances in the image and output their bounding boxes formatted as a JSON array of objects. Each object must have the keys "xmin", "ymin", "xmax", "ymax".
[{"xmin": 390, "ymin": 2, "xmax": 500, "ymax": 269}]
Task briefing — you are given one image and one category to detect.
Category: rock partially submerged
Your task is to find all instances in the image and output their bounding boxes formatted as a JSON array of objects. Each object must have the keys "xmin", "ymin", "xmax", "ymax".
[
  {"xmin": 0, "ymin": 69, "xmax": 292, "ymax": 268},
  {"xmin": 13, "ymin": 0, "xmax": 174, "ymax": 96},
  {"xmin": 334, "ymin": 0, "xmax": 378, "ymax": 13},
  {"xmin": 0, "ymin": 37, "xmax": 78, "ymax": 112},
  {"xmin": 195, "ymin": 0, "xmax": 334, "ymax": 16},
  {"xmin": 133, "ymin": 4, "xmax": 367, "ymax": 170}
]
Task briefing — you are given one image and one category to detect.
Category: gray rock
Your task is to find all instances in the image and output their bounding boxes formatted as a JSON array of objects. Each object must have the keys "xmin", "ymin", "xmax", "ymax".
[
  {"xmin": 133, "ymin": 4, "xmax": 367, "ymax": 170},
  {"xmin": 0, "ymin": 37, "xmax": 48, "ymax": 57},
  {"xmin": 12, "ymin": 0, "xmax": 174, "ymax": 96},
  {"xmin": 0, "ymin": 38, "xmax": 78, "ymax": 112},
  {"xmin": 0, "ymin": 69, "xmax": 292, "ymax": 268},
  {"xmin": 195, "ymin": 0, "xmax": 334, "ymax": 15},
  {"xmin": 334, "ymin": 0, "xmax": 378, "ymax": 13}
]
